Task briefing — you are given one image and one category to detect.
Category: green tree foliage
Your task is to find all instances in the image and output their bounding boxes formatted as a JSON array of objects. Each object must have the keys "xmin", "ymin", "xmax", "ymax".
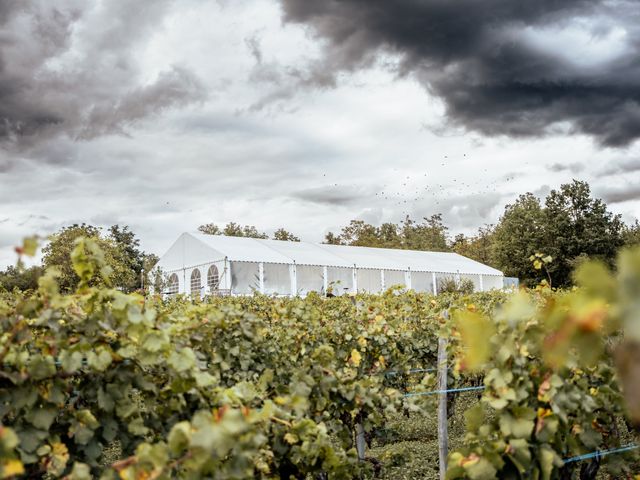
[
  {"xmin": 0, "ymin": 265, "xmax": 43, "ymax": 292},
  {"xmin": 622, "ymin": 220, "xmax": 640, "ymax": 246},
  {"xmin": 197, "ymin": 223, "xmax": 222, "ymax": 235},
  {"xmin": 198, "ymin": 222, "xmax": 269, "ymax": 239},
  {"xmin": 108, "ymin": 225, "xmax": 157, "ymax": 292},
  {"xmin": 401, "ymin": 215, "xmax": 449, "ymax": 251},
  {"xmin": 543, "ymin": 180, "xmax": 624, "ymax": 287},
  {"xmin": 273, "ymin": 228, "xmax": 300, "ymax": 242},
  {"xmin": 451, "ymin": 225, "xmax": 497, "ymax": 266},
  {"xmin": 492, "ymin": 193, "xmax": 546, "ymax": 285},
  {"xmin": 324, "ymin": 215, "xmax": 448, "ymax": 251},
  {"xmin": 324, "ymin": 231, "xmax": 342, "ymax": 245},
  {"xmin": 41, "ymin": 224, "xmax": 153, "ymax": 293},
  {"xmin": 492, "ymin": 181, "xmax": 626, "ymax": 287}
]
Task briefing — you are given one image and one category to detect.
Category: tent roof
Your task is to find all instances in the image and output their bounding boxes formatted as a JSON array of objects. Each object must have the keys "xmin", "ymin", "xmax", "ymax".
[{"xmin": 157, "ymin": 232, "xmax": 503, "ymax": 276}]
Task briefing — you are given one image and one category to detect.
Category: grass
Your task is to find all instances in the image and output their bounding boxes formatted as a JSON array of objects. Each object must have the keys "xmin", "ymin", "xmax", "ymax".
[
  {"xmin": 366, "ymin": 393, "xmax": 481, "ymax": 480},
  {"xmin": 366, "ymin": 393, "xmax": 640, "ymax": 479}
]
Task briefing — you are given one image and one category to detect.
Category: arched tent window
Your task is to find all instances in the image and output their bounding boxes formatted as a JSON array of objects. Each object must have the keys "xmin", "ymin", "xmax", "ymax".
[
  {"xmin": 207, "ymin": 265, "xmax": 220, "ymax": 291},
  {"xmin": 190, "ymin": 269, "xmax": 201, "ymax": 297},
  {"xmin": 166, "ymin": 273, "xmax": 179, "ymax": 296}
]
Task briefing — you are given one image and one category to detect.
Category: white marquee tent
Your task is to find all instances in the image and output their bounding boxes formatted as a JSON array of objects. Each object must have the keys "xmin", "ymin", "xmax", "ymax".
[{"xmin": 153, "ymin": 233, "xmax": 505, "ymax": 297}]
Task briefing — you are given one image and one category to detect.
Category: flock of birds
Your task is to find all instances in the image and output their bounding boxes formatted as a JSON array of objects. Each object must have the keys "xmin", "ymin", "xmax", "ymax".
[{"xmin": 321, "ymin": 153, "xmax": 519, "ymax": 217}]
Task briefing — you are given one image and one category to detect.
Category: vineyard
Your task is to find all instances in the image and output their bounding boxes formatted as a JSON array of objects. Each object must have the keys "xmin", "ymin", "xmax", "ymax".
[{"xmin": 1, "ymin": 238, "xmax": 639, "ymax": 479}]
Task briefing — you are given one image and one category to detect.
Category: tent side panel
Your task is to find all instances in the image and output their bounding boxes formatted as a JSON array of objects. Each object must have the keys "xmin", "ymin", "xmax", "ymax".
[
  {"xmin": 327, "ymin": 267, "xmax": 353, "ymax": 294},
  {"xmin": 411, "ymin": 271, "xmax": 435, "ymax": 293},
  {"xmin": 383, "ymin": 270, "xmax": 407, "ymax": 289},
  {"xmin": 435, "ymin": 273, "xmax": 456, "ymax": 293},
  {"xmin": 296, "ymin": 265, "xmax": 324, "ymax": 295},
  {"xmin": 482, "ymin": 275, "xmax": 504, "ymax": 290},
  {"xmin": 459, "ymin": 273, "xmax": 482, "ymax": 292},
  {"xmin": 230, "ymin": 261, "xmax": 260, "ymax": 295},
  {"xmin": 263, "ymin": 263, "xmax": 292, "ymax": 295},
  {"xmin": 356, "ymin": 269, "xmax": 382, "ymax": 293}
]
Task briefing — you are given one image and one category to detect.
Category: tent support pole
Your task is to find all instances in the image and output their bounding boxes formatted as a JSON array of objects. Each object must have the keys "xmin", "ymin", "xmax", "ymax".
[
  {"xmin": 290, "ymin": 263, "xmax": 297, "ymax": 296},
  {"xmin": 323, "ymin": 266, "xmax": 328, "ymax": 295},
  {"xmin": 259, "ymin": 262, "xmax": 265, "ymax": 294}
]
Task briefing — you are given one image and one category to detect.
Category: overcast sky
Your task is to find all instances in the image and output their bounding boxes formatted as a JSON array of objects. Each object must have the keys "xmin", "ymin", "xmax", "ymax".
[{"xmin": 2, "ymin": 0, "xmax": 640, "ymax": 267}]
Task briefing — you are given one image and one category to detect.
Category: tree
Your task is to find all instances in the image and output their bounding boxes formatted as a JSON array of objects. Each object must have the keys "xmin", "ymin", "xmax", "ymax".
[
  {"xmin": 323, "ymin": 231, "xmax": 343, "ymax": 245},
  {"xmin": 42, "ymin": 224, "xmax": 134, "ymax": 292},
  {"xmin": 198, "ymin": 223, "xmax": 221, "ymax": 235},
  {"xmin": 543, "ymin": 180, "xmax": 624, "ymax": 287},
  {"xmin": 378, "ymin": 222, "xmax": 401, "ymax": 248},
  {"xmin": 0, "ymin": 265, "xmax": 43, "ymax": 292},
  {"xmin": 273, "ymin": 228, "xmax": 300, "ymax": 242},
  {"xmin": 623, "ymin": 220, "xmax": 640, "ymax": 246},
  {"xmin": 400, "ymin": 214, "xmax": 449, "ymax": 251},
  {"xmin": 108, "ymin": 225, "xmax": 154, "ymax": 292},
  {"xmin": 323, "ymin": 215, "xmax": 447, "ymax": 251},
  {"xmin": 198, "ymin": 222, "xmax": 268, "ymax": 239},
  {"xmin": 492, "ymin": 193, "xmax": 546, "ymax": 286},
  {"xmin": 241, "ymin": 225, "xmax": 269, "ymax": 239},
  {"xmin": 451, "ymin": 225, "xmax": 497, "ymax": 266},
  {"xmin": 333, "ymin": 220, "xmax": 382, "ymax": 247}
]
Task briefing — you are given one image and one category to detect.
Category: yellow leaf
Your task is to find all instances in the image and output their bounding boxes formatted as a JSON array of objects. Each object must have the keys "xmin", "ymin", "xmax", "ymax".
[
  {"xmin": 350, "ymin": 349, "xmax": 362, "ymax": 367},
  {"xmin": 357, "ymin": 336, "xmax": 367, "ymax": 348},
  {"xmin": 378, "ymin": 355, "xmax": 386, "ymax": 368},
  {"xmin": 284, "ymin": 433, "xmax": 298, "ymax": 444},
  {"xmin": 2, "ymin": 459, "xmax": 25, "ymax": 477},
  {"xmin": 456, "ymin": 311, "xmax": 495, "ymax": 371}
]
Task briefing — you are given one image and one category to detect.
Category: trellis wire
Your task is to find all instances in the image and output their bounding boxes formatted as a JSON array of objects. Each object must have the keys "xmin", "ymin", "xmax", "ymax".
[
  {"xmin": 404, "ymin": 385, "xmax": 485, "ymax": 397},
  {"xmin": 563, "ymin": 444, "xmax": 639, "ymax": 464},
  {"xmin": 385, "ymin": 367, "xmax": 437, "ymax": 376}
]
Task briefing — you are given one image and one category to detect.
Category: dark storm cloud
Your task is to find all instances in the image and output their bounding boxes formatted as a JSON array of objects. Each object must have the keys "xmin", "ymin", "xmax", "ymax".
[
  {"xmin": 279, "ymin": 0, "xmax": 640, "ymax": 147},
  {"xmin": 0, "ymin": 1, "xmax": 206, "ymax": 153}
]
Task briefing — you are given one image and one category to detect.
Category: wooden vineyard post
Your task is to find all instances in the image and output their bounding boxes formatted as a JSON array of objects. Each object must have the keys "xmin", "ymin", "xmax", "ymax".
[
  {"xmin": 355, "ymin": 421, "xmax": 366, "ymax": 461},
  {"xmin": 437, "ymin": 336, "xmax": 448, "ymax": 480},
  {"xmin": 349, "ymin": 294, "xmax": 366, "ymax": 462}
]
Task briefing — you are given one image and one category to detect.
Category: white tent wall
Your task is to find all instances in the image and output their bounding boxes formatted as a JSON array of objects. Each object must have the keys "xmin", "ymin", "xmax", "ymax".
[
  {"xmin": 327, "ymin": 267, "xmax": 354, "ymax": 294},
  {"xmin": 296, "ymin": 265, "xmax": 324, "ymax": 295},
  {"xmin": 482, "ymin": 275, "xmax": 504, "ymax": 290},
  {"xmin": 357, "ymin": 269, "xmax": 382, "ymax": 293},
  {"xmin": 459, "ymin": 273, "xmax": 482, "ymax": 292},
  {"xmin": 435, "ymin": 272, "xmax": 456, "ymax": 293},
  {"xmin": 231, "ymin": 261, "xmax": 260, "ymax": 295},
  {"xmin": 383, "ymin": 270, "xmax": 407, "ymax": 290},
  {"xmin": 263, "ymin": 263, "xmax": 292, "ymax": 295},
  {"xmin": 411, "ymin": 271, "xmax": 435, "ymax": 293},
  {"xmin": 183, "ymin": 260, "xmax": 228, "ymax": 296}
]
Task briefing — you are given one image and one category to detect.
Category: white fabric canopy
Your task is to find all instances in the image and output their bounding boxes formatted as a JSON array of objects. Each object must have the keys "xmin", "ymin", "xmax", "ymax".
[{"xmin": 156, "ymin": 233, "xmax": 504, "ymax": 276}]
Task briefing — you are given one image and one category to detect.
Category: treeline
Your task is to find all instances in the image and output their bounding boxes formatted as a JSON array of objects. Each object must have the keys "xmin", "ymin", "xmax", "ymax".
[
  {"xmin": 198, "ymin": 180, "xmax": 639, "ymax": 287},
  {"xmin": 198, "ymin": 222, "xmax": 300, "ymax": 242}
]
